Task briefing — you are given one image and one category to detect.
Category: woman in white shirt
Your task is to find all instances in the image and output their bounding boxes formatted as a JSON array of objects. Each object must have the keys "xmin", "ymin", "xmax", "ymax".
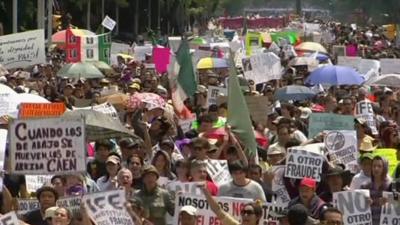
[{"xmin": 96, "ymin": 155, "xmax": 121, "ymax": 191}]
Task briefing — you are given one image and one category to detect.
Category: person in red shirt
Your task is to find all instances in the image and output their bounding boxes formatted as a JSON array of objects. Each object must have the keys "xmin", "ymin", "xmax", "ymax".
[{"xmin": 189, "ymin": 160, "xmax": 218, "ymax": 196}]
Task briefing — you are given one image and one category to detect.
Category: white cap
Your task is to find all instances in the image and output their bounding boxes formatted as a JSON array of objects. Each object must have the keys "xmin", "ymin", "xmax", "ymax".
[
  {"xmin": 180, "ymin": 205, "xmax": 197, "ymax": 216},
  {"xmin": 299, "ymin": 107, "xmax": 312, "ymax": 119}
]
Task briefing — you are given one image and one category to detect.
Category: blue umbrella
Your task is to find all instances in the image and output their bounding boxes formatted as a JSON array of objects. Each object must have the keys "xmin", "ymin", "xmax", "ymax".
[
  {"xmin": 305, "ymin": 65, "xmax": 364, "ymax": 86},
  {"xmin": 275, "ymin": 85, "xmax": 316, "ymax": 101}
]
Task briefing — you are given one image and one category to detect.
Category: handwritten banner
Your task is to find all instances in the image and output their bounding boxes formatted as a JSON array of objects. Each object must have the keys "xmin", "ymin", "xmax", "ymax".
[
  {"xmin": 9, "ymin": 117, "xmax": 86, "ymax": 175},
  {"xmin": 16, "ymin": 198, "xmax": 40, "ymax": 216},
  {"xmin": 308, "ymin": 113, "xmax": 354, "ymax": 139},
  {"xmin": 324, "ymin": 130, "xmax": 358, "ymax": 172},
  {"xmin": 0, "ymin": 29, "xmax": 46, "ymax": 69},
  {"xmin": 19, "ymin": 103, "xmax": 66, "ymax": 119},
  {"xmin": 333, "ymin": 190, "xmax": 372, "ymax": 225},
  {"xmin": 285, "ymin": 147, "xmax": 324, "ymax": 181},
  {"xmin": 25, "ymin": 175, "xmax": 53, "ymax": 193},
  {"xmin": 83, "ymin": 189, "xmax": 134, "ymax": 225}
]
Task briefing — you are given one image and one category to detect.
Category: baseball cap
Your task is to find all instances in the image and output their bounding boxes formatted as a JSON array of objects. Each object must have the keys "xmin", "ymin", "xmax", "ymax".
[
  {"xmin": 299, "ymin": 107, "xmax": 312, "ymax": 119},
  {"xmin": 106, "ymin": 155, "xmax": 121, "ymax": 165},
  {"xmin": 180, "ymin": 205, "xmax": 197, "ymax": 216},
  {"xmin": 44, "ymin": 206, "xmax": 59, "ymax": 220},
  {"xmin": 300, "ymin": 177, "xmax": 317, "ymax": 189},
  {"xmin": 360, "ymin": 153, "xmax": 374, "ymax": 161}
]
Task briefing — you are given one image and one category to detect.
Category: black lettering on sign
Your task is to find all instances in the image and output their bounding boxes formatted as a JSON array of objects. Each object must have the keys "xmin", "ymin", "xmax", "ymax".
[
  {"xmin": 337, "ymin": 191, "xmax": 369, "ymax": 214},
  {"xmin": 85, "ymin": 193, "xmax": 123, "ymax": 214}
]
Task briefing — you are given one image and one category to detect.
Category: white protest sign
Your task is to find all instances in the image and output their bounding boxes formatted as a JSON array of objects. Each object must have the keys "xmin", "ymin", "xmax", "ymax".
[
  {"xmin": 25, "ymin": 175, "xmax": 53, "ymax": 193},
  {"xmin": 83, "ymin": 189, "xmax": 134, "ymax": 225},
  {"xmin": 337, "ymin": 56, "xmax": 362, "ymax": 70},
  {"xmin": 380, "ymin": 58, "xmax": 400, "ymax": 74},
  {"xmin": 157, "ymin": 176, "xmax": 170, "ymax": 188},
  {"xmin": 0, "ymin": 211, "xmax": 19, "ymax": 225},
  {"xmin": 332, "ymin": 45, "xmax": 346, "ymax": 57},
  {"xmin": 57, "ymin": 196, "xmax": 82, "ymax": 217},
  {"xmin": 174, "ymin": 193, "xmax": 252, "ymax": 225},
  {"xmin": 355, "ymin": 100, "xmax": 378, "ymax": 135},
  {"xmin": 206, "ymin": 159, "xmax": 231, "ymax": 186},
  {"xmin": 168, "ymin": 37, "xmax": 182, "ymax": 53},
  {"xmin": 271, "ymin": 166, "xmax": 290, "ymax": 207},
  {"xmin": 333, "ymin": 190, "xmax": 372, "ymax": 225},
  {"xmin": 133, "ymin": 44, "xmax": 153, "ymax": 61},
  {"xmin": 207, "ymin": 86, "xmax": 227, "ymax": 106},
  {"xmin": 111, "ymin": 42, "xmax": 133, "ymax": 55},
  {"xmin": 324, "ymin": 130, "xmax": 358, "ymax": 172},
  {"xmin": 101, "ymin": 15, "xmax": 116, "ymax": 31},
  {"xmin": 166, "ymin": 181, "xmax": 202, "ymax": 196},
  {"xmin": 244, "ymin": 52, "xmax": 282, "ymax": 84},
  {"xmin": 380, "ymin": 192, "xmax": 400, "ymax": 225},
  {"xmin": 9, "ymin": 117, "xmax": 86, "ymax": 175},
  {"xmin": 192, "ymin": 49, "xmax": 211, "ymax": 68},
  {"xmin": 304, "ymin": 23, "xmax": 321, "ymax": 35},
  {"xmin": 0, "ymin": 93, "xmax": 15, "ymax": 117},
  {"xmin": 358, "ymin": 59, "xmax": 380, "ymax": 75},
  {"xmin": 0, "ymin": 129, "xmax": 6, "ymax": 191},
  {"xmin": 0, "ymin": 29, "xmax": 46, "ymax": 69},
  {"xmin": 285, "ymin": 147, "xmax": 324, "ymax": 181},
  {"xmin": 73, "ymin": 102, "xmax": 118, "ymax": 120},
  {"xmin": 16, "ymin": 198, "xmax": 40, "ymax": 216}
]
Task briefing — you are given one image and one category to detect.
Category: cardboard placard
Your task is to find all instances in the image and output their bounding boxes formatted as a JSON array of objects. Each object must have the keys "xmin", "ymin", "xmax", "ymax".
[
  {"xmin": 0, "ymin": 29, "xmax": 46, "ymax": 69},
  {"xmin": 244, "ymin": 52, "xmax": 282, "ymax": 84},
  {"xmin": 271, "ymin": 165, "xmax": 290, "ymax": 207},
  {"xmin": 324, "ymin": 130, "xmax": 358, "ymax": 172},
  {"xmin": 333, "ymin": 190, "xmax": 372, "ymax": 225},
  {"xmin": 9, "ymin": 117, "xmax": 86, "ymax": 175},
  {"xmin": 83, "ymin": 189, "xmax": 134, "ymax": 225},
  {"xmin": 308, "ymin": 113, "xmax": 354, "ymax": 139},
  {"xmin": 19, "ymin": 103, "xmax": 66, "ymax": 119},
  {"xmin": 217, "ymin": 96, "xmax": 272, "ymax": 124},
  {"xmin": 285, "ymin": 147, "xmax": 324, "ymax": 181},
  {"xmin": 0, "ymin": 211, "xmax": 19, "ymax": 225},
  {"xmin": 355, "ymin": 100, "xmax": 378, "ymax": 135}
]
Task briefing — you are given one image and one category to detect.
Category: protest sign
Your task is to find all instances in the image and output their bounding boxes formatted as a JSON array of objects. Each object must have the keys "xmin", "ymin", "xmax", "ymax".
[
  {"xmin": 206, "ymin": 159, "xmax": 231, "ymax": 186},
  {"xmin": 0, "ymin": 29, "xmax": 46, "ymax": 69},
  {"xmin": 244, "ymin": 52, "xmax": 282, "ymax": 84},
  {"xmin": 9, "ymin": 117, "xmax": 86, "ymax": 175},
  {"xmin": 57, "ymin": 196, "xmax": 82, "ymax": 217},
  {"xmin": 133, "ymin": 44, "xmax": 152, "ymax": 61},
  {"xmin": 111, "ymin": 42, "xmax": 133, "ymax": 55},
  {"xmin": 178, "ymin": 117, "xmax": 196, "ymax": 134},
  {"xmin": 174, "ymin": 193, "xmax": 252, "ymax": 225},
  {"xmin": 73, "ymin": 102, "xmax": 118, "ymax": 120},
  {"xmin": 380, "ymin": 58, "xmax": 400, "ymax": 74},
  {"xmin": 153, "ymin": 47, "xmax": 171, "ymax": 73},
  {"xmin": 101, "ymin": 15, "xmax": 116, "ymax": 31},
  {"xmin": 0, "ymin": 211, "xmax": 19, "ymax": 225},
  {"xmin": 0, "ymin": 93, "xmax": 15, "ymax": 117},
  {"xmin": 358, "ymin": 59, "xmax": 380, "ymax": 75},
  {"xmin": 245, "ymin": 31, "xmax": 262, "ymax": 56},
  {"xmin": 207, "ymin": 86, "xmax": 227, "ymax": 106},
  {"xmin": 337, "ymin": 56, "xmax": 362, "ymax": 70},
  {"xmin": 217, "ymin": 96, "xmax": 272, "ymax": 123},
  {"xmin": 308, "ymin": 113, "xmax": 354, "ymax": 139},
  {"xmin": 304, "ymin": 23, "xmax": 321, "ymax": 35},
  {"xmin": 333, "ymin": 190, "xmax": 372, "ymax": 225},
  {"xmin": 372, "ymin": 148, "xmax": 397, "ymax": 177},
  {"xmin": 271, "ymin": 166, "xmax": 291, "ymax": 207},
  {"xmin": 19, "ymin": 103, "xmax": 66, "ymax": 119},
  {"xmin": 324, "ymin": 130, "xmax": 358, "ymax": 172},
  {"xmin": 17, "ymin": 198, "xmax": 40, "ymax": 216},
  {"xmin": 83, "ymin": 189, "xmax": 134, "ymax": 225},
  {"xmin": 380, "ymin": 192, "xmax": 400, "ymax": 225},
  {"xmin": 285, "ymin": 147, "xmax": 324, "ymax": 181},
  {"xmin": 25, "ymin": 175, "xmax": 53, "ymax": 193},
  {"xmin": 355, "ymin": 100, "xmax": 378, "ymax": 135},
  {"xmin": 192, "ymin": 49, "xmax": 212, "ymax": 67}
]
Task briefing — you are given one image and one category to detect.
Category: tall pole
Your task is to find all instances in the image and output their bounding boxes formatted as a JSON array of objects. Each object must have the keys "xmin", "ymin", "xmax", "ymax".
[
  {"xmin": 101, "ymin": 0, "xmax": 105, "ymax": 20},
  {"xmin": 12, "ymin": 0, "xmax": 18, "ymax": 33},
  {"xmin": 47, "ymin": 0, "xmax": 53, "ymax": 50},
  {"xmin": 37, "ymin": 0, "xmax": 45, "ymax": 29},
  {"xmin": 115, "ymin": 4, "xmax": 119, "ymax": 34},
  {"xmin": 148, "ymin": 0, "xmax": 152, "ymax": 29},
  {"xmin": 157, "ymin": 0, "xmax": 160, "ymax": 29},
  {"xmin": 87, "ymin": 0, "xmax": 91, "ymax": 30}
]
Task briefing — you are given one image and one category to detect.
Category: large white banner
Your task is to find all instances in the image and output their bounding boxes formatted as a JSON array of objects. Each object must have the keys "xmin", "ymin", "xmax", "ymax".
[
  {"xmin": 9, "ymin": 117, "xmax": 86, "ymax": 175},
  {"xmin": 83, "ymin": 190, "xmax": 134, "ymax": 225},
  {"xmin": 0, "ymin": 29, "xmax": 46, "ymax": 69},
  {"xmin": 17, "ymin": 196, "xmax": 82, "ymax": 217},
  {"xmin": 285, "ymin": 147, "xmax": 324, "ymax": 181},
  {"xmin": 244, "ymin": 52, "xmax": 282, "ymax": 84},
  {"xmin": 380, "ymin": 192, "xmax": 400, "ymax": 225},
  {"xmin": 0, "ymin": 129, "xmax": 7, "ymax": 191},
  {"xmin": 0, "ymin": 211, "xmax": 19, "ymax": 225},
  {"xmin": 206, "ymin": 159, "xmax": 232, "ymax": 186},
  {"xmin": 380, "ymin": 58, "xmax": 400, "ymax": 74},
  {"xmin": 324, "ymin": 130, "xmax": 358, "ymax": 172},
  {"xmin": 333, "ymin": 190, "xmax": 372, "ymax": 225}
]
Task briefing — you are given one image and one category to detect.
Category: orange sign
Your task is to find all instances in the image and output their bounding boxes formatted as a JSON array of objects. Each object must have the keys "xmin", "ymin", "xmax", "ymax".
[{"xmin": 19, "ymin": 103, "xmax": 66, "ymax": 118}]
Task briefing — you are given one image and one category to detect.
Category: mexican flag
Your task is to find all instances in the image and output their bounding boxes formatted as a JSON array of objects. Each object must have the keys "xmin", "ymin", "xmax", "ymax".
[
  {"xmin": 168, "ymin": 39, "xmax": 197, "ymax": 119},
  {"xmin": 65, "ymin": 28, "xmax": 111, "ymax": 64}
]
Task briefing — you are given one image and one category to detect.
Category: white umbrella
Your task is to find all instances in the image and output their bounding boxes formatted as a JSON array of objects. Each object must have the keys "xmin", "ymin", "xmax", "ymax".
[
  {"xmin": 0, "ymin": 84, "xmax": 16, "ymax": 95},
  {"xmin": 366, "ymin": 74, "xmax": 400, "ymax": 87},
  {"xmin": 2, "ymin": 93, "xmax": 50, "ymax": 118}
]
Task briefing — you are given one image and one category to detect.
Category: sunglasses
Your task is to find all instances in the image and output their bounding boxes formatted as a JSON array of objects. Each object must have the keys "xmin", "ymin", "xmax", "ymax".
[{"xmin": 241, "ymin": 209, "xmax": 255, "ymax": 216}]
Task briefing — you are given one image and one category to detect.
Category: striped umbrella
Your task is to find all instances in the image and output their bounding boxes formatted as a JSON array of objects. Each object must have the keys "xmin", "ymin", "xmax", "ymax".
[
  {"xmin": 63, "ymin": 109, "xmax": 140, "ymax": 141},
  {"xmin": 197, "ymin": 57, "xmax": 229, "ymax": 69}
]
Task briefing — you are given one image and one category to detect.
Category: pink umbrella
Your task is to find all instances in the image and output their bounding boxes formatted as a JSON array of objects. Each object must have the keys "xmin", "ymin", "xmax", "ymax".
[{"xmin": 127, "ymin": 92, "xmax": 166, "ymax": 111}]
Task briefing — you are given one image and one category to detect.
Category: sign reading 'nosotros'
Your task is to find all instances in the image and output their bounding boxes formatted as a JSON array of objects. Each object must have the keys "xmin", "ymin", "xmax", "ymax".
[{"xmin": 9, "ymin": 117, "xmax": 86, "ymax": 175}]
